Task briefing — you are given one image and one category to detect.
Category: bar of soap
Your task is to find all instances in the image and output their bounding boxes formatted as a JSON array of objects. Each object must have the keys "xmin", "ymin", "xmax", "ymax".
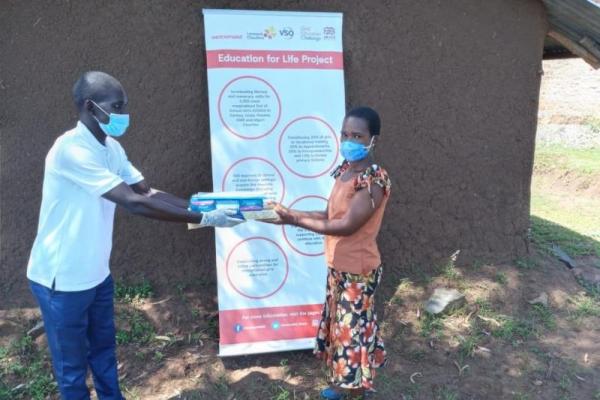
[{"xmin": 241, "ymin": 209, "xmax": 279, "ymax": 221}]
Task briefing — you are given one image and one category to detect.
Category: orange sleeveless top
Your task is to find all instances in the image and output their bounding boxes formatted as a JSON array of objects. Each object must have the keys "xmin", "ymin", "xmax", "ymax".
[{"xmin": 324, "ymin": 163, "xmax": 391, "ymax": 274}]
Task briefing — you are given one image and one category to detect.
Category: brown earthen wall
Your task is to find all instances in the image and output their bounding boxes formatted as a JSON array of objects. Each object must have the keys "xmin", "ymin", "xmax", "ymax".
[{"xmin": 0, "ymin": 0, "xmax": 548, "ymax": 307}]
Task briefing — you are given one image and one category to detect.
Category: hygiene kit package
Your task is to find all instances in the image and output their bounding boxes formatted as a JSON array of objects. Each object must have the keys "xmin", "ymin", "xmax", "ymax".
[{"xmin": 187, "ymin": 191, "xmax": 279, "ymax": 229}]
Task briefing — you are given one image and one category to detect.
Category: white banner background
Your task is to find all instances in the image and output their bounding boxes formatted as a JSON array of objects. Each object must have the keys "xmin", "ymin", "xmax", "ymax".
[{"xmin": 202, "ymin": 9, "xmax": 345, "ymax": 356}]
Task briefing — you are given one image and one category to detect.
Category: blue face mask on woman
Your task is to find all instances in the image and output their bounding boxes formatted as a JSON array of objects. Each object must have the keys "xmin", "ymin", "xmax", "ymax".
[
  {"xmin": 90, "ymin": 100, "xmax": 130, "ymax": 137},
  {"xmin": 340, "ymin": 137, "xmax": 374, "ymax": 162}
]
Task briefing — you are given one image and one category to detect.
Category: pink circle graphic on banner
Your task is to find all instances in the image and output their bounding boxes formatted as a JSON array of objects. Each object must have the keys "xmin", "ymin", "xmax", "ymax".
[
  {"xmin": 278, "ymin": 116, "xmax": 339, "ymax": 178},
  {"xmin": 282, "ymin": 195, "xmax": 328, "ymax": 256},
  {"xmin": 226, "ymin": 237, "xmax": 289, "ymax": 299},
  {"xmin": 221, "ymin": 157, "xmax": 285, "ymax": 204},
  {"xmin": 218, "ymin": 75, "xmax": 282, "ymax": 140}
]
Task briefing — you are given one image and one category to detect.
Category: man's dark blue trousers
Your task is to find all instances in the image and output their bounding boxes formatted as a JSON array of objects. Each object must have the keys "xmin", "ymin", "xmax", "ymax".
[{"xmin": 30, "ymin": 275, "xmax": 124, "ymax": 400}]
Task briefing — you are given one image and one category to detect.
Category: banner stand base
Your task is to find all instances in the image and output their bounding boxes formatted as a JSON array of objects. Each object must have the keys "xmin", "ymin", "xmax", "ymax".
[{"xmin": 219, "ymin": 338, "xmax": 316, "ymax": 357}]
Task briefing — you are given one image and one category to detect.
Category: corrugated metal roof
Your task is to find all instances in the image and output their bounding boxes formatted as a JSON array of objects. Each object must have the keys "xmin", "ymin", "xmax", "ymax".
[{"xmin": 542, "ymin": 0, "xmax": 600, "ymax": 68}]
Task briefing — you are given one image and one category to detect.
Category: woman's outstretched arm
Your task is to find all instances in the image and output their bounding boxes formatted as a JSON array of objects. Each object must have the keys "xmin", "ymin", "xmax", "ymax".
[{"xmin": 275, "ymin": 185, "xmax": 384, "ymax": 236}]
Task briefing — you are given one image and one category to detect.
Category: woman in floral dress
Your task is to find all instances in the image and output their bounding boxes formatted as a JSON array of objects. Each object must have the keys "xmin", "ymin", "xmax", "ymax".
[{"xmin": 272, "ymin": 106, "xmax": 391, "ymax": 399}]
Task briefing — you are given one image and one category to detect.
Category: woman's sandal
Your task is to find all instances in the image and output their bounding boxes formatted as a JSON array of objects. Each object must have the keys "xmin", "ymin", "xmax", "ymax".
[{"xmin": 320, "ymin": 387, "xmax": 346, "ymax": 400}]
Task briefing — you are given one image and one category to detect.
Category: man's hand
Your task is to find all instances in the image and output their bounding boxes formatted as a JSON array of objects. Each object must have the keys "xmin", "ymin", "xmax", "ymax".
[{"xmin": 200, "ymin": 209, "xmax": 245, "ymax": 228}]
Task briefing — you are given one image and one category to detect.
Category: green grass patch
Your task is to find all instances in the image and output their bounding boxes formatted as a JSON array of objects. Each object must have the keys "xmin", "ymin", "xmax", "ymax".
[
  {"xmin": 438, "ymin": 250, "xmax": 462, "ymax": 281},
  {"xmin": 458, "ymin": 334, "xmax": 480, "ymax": 359},
  {"xmin": 515, "ymin": 257, "xmax": 537, "ymax": 270},
  {"xmin": 115, "ymin": 309, "xmax": 155, "ymax": 345},
  {"xmin": 530, "ymin": 216, "xmax": 600, "ymax": 257},
  {"xmin": 441, "ymin": 263, "xmax": 460, "ymax": 281},
  {"xmin": 491, "ymin": 317, "xmax": 536, "ymax": 344},
  {"xmin": 568, "ymin": 293, "xmax": 600, "ymax": 320},
  {"xmin": 534, "ymin": 144, "xmax": 600, "ymax": 175},
  {"xmin": 434, "ymin": 387, "xmax": 459, "ymax": 400},
  {"xmin": 576, "ymin": 276, "xmax": 600, "ymax": 298},
  {"xmin": 474, "ymin": 298, "xmax": 494, "ymax": 317},
  {"xmin": 474, "ymin": 299, "xmax": 555, "ymax": 345},
  {"xmin": 420, "ymin": 313, "xmax": 444, "ymax": 338},
  {"xmin": 0, "ymin": 336, "xmax": 57, "ymax": 400},
  {"xmin": 115, "ymin": 279, "xmax": 153, "ymax": 303},
  {"xmin": 559, "ymin": 374, "xmax": 573, "ymax": 393},
  {"xmin": 389, "ymin": 278, "xmax": 413, "ymax": 306},
  {"xmin": 406, "ymin": 349, "xmax": 426, "ymax": 362},
  {"xmin": 531, "ymin": 142, "xmax": 600, "ymax": 258},
  {"xmin": 530, "ymin": 304, "xmax": 557, "ymax": 331},
  {"xmin": 212, "ymin": 375, "xmax": 230, "ymax": 397},
  {"xmin": 495, "ymin": 271, "xmax": 508, "ymax": 285},
  {"xmin": 269, "ymin": 384, "xmax": 291, "ymax": 400},
  {"xmin": 396, "ymin": 383, "xmax": 420, "ymax": 400},
  {"xmin": 490, "ymin": 305, "xmax": 556, "ymax": 343}
]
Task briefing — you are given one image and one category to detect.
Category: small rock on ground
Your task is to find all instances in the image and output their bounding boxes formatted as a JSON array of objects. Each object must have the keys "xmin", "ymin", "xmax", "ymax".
[{"xmin": 425, "ymin": 288, "xmax": 466, "ymax": 315}]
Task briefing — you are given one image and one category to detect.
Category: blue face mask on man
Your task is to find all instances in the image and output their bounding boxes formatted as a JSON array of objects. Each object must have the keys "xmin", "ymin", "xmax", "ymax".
[
  {"xmin": 340, "ymin": 137, "xmax": 374, "ymax": 162},
  {"xmin": 90, "ymin": 100, "xmax": 130, "ymax": 137}
]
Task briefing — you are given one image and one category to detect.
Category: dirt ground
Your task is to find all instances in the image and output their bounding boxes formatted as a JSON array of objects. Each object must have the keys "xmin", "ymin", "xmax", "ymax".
[{"xmin": 1, "ymin": 246, "xmax": 600, "ymax": 400}]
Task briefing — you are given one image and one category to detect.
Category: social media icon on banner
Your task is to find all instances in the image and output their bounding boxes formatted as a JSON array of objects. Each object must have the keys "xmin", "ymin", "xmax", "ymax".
[
  {"xmin": 271, "ymin": 321, "xmax": 280, "ymax": 330},
  {"xmin": 234, "ymin": 323, "xmax": 243, "ymax": 333}
]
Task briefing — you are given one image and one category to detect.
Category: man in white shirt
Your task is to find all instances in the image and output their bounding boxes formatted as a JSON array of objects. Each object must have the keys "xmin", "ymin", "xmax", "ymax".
[{"xmin": 27, "ymin": 71, "xmax": 243, "ymax": 400}]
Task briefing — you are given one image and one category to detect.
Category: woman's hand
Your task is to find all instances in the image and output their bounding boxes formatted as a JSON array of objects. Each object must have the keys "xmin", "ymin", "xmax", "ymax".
[{"xmin": 263, "ymin": 202, "xmax": 297, "ymax": 225}]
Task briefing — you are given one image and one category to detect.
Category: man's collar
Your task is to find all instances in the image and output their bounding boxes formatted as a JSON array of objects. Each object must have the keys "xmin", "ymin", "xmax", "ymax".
[{"xmin": 76, "ymin": 120, "xmax": 107, "ymax": 150}]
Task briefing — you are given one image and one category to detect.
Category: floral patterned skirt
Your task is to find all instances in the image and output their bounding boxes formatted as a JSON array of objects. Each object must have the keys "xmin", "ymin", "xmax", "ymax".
[{"xmin": 314, "ymin": 266, "xmax": 387, "ymax": 390}]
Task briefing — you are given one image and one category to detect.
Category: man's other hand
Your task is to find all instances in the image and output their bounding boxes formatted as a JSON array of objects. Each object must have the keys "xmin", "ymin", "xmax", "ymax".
[{"xmin": 200, "ymin": 209, "xmax": 245, "ymax": 228}]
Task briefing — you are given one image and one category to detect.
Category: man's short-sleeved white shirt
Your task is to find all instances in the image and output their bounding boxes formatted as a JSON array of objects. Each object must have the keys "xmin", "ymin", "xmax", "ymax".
[{"xmin": 27, "ymin": 121, "xmax": 143, "ymax": 291}]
